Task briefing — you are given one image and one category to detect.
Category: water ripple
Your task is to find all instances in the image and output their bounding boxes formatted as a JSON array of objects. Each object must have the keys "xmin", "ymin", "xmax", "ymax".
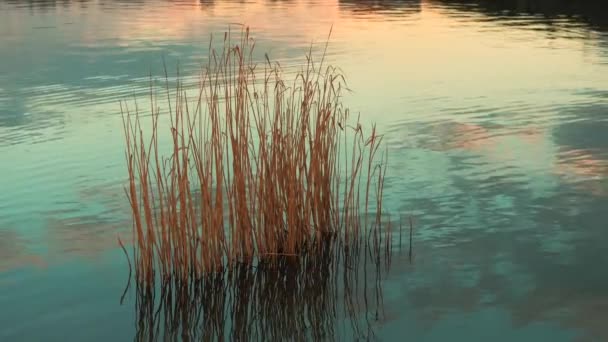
[{"xmin": 1, "ymin": 0, "xmax": 608, "ymax": 340}]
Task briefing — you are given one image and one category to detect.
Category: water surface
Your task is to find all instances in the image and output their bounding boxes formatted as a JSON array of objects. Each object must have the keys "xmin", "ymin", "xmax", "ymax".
[{"xmin": 1, "ymin": 0, "xmax": 608, "ymax": 340}]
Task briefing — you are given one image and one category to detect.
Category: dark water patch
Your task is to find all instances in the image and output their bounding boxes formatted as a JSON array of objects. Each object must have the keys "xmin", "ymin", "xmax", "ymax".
[
  {"xmin": 553, "ymin": 104, "xmax": 608, "ymax": 152},
  {"xmin": 339, "ymin": 0, "xmax": 421, "ymax": 18},
  {"xmin": 430, "ymin": 0, "xmax": 608, "ymax": 33}
]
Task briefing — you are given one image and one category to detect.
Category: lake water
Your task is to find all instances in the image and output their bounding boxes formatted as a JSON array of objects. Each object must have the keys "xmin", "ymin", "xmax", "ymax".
[{"xmin": 1, "ymin": 0, "xmax": 608, "ymax": 340}]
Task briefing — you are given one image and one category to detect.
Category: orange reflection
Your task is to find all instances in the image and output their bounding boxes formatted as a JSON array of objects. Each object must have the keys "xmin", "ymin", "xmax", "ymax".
[{"xmin": 76, "ymin": 0, "xmax": 342, "ymax": 47}]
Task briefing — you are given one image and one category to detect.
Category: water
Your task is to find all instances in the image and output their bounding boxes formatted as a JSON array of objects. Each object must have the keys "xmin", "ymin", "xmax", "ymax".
[{"xmin": 1, "ymin": 0, "xmax": 607, "ymax": 340}]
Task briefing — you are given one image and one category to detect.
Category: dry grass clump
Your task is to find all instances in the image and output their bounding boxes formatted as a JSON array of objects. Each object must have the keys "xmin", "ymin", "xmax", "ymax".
[{"xmin": 121, "ymin": 27, "xmax": 390, "ymax": 285}]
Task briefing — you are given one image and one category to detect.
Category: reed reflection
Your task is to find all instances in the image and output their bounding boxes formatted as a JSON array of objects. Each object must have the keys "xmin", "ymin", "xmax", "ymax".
[{"xmin": 130, "ymin": 236, "xmax": 392, "ymax": 341}]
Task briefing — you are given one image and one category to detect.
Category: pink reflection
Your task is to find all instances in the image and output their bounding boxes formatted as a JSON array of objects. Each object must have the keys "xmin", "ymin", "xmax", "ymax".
[
  {"xmin": 517, "ymin": 127, "xmax": 544, "ymax": 144},
  {"xmin": 553, "ymin": 147, "xmax": 608, "ymax": 196},
  {"xmin": 45, "ymin": 213, "xmax": 132, "ymax": 261},
  {"xmin": 421, "ymin": 122, "xmax": 489, "ymax": 151},
  {"xmin": 554, "ymin": 148, "xmax": 607, "ymax": 179},
  {"xmin": 446, "ymin": 122, "xmax": 495, "ymax": 151},
  {"xmin": 433, "ymin": 123, "xmax": 545, "ymax": 153},
  {"xmin": 0, "ymin": 229, "xmax": 47, "ymax": 273}
]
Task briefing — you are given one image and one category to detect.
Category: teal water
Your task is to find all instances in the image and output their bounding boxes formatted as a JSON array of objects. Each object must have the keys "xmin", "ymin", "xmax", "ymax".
[{"xmin": 1, "ymin": 0, "xmax": 607, "ymax": 340}]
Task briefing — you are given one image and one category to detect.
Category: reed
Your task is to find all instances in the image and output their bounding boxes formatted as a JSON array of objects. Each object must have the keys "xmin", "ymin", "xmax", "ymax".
[{"xmin": 121, "ymin": 26, "xmax": 391, "ymax": 285}]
